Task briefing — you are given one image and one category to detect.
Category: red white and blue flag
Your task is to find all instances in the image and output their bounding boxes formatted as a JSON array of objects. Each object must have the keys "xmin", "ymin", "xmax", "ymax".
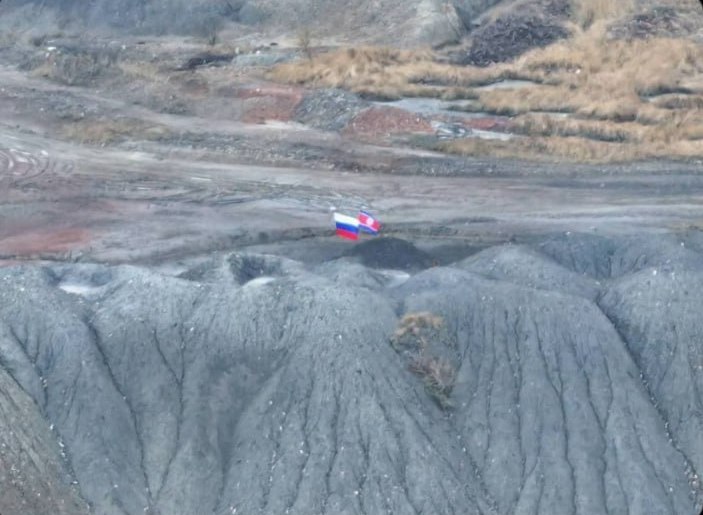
[
  {"xmin": 358, "ymin": 210, "xmax": 381, "ymax": 234},
  {"xmin": 333, "ymin": 212, "xmax": 360, "ymax": 240}
]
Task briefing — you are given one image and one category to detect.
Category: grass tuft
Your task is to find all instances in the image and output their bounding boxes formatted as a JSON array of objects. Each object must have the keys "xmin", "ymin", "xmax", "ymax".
[
  {"xmin": 571, "ymin": 0, "xmax": 634, "ymax": 29},
  {"xmin": 268, "ymin": 46, "xmax": 524, "ymax": 99},
  {"xmin": 391, "ymin": 312, "xmax": 456, "ymax": 410},
  {"xmin": 61, "ymin": 118, "xmax": 171, "ymax": 145}
]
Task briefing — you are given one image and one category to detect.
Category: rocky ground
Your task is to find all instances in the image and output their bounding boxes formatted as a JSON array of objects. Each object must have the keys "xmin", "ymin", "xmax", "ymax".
[{"xmin": 2, "ymin": 2, "xmax": 703, "ymax": 514}]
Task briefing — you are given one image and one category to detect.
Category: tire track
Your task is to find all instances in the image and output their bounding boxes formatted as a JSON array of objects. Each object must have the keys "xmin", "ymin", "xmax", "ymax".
[{"xmin": 0, "ymin": 147, "xmax": 73, "ymax": 187}]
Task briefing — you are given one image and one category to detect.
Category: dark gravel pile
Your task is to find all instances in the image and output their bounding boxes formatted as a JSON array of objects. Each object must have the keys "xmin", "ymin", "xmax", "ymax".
[
  {"xmin": 463, "ymin": 12, "xmax": 569, "ymax": 66},
  {"xmin": 342, "ymin": 236, "xmax": 435, "ymax": 270},
  {"xmin": 608, "ymin": 6, "xmax": 703, "ymax": 39},
  {"xmin": 293, "ymin": 89, "xmax": 369, "ymax": 132},
  {"xmin": 1, "ymin": 233, "xmax": 703, "ymax": 515}
]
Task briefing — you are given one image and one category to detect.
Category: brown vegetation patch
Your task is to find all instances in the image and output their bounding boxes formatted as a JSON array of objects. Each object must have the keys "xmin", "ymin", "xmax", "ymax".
[
  {"xmin": 268, "ymin": 46, "xmax": 517, "ymax": 100},
  {"xmin": 571, "ymin": 0, "xmax": 634, "ymax": 29},
  {"xmin": 444, "ymin": 26, "xmax": 703, "ymax": 162},
  {"xmin": 61, "ymin": 118, "xmax": 171, "ymax": 145},
  {"xmin": 390, "ymin": 312, "xmax": 456, "ymax": 410},
  {"xmin": 392, "ymin": 312, "xmax": 444, "ymax": 347},
  {"xmin": 441, "ymin": 134, "xmax": 703, "ymax": 164},
  {"xmin": 31, "ymin": 47, "xmax": 119, "ymax": 86},
  {"xmin": 463, "ymin": 116, "xmax": 511, "ymax": 132},
  {"xmin": 117, "ymin": 61, "xmax": 165, "ymax": 82},
  {"xmin": 269, "ymin": 10, "xmax": 703, "ymax": 162},
  {"xmin": 608, "ymin": 5, "xmax": 702, "ymax": 39},
  {"xmin": 476, "ymin": 32, "xmax": 703, "ymax": 119}
]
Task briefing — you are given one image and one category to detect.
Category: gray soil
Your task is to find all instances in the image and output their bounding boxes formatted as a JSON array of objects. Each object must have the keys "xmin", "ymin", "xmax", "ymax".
[
  {"xmin": 1, "ymin": 8, "xmax": 703, "ymax": 515},
  {"xmin": 2, "ymin": 233, "xmax": 703, "ymax": 515}
]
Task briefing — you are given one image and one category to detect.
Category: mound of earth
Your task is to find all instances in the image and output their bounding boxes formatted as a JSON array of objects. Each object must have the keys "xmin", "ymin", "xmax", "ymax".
[
  {"xmin": 0, "ymin": 0, "xmax": 504, "ymax": 46},
  {"xmin": 456, "ymin": 0, "xmax": 571, "ymax": 66},
  {"xmin": 293, "ymin": 89, "xmax": 369, "ymax": 132},
  {"xmin": 608, "ymin": 5, "xmax": 703, "ymax": 40},
  {"xmin": 537, "ymin": 231, "xmax": 703, "ymax": 279},
  {"xmin": 342, "ymin": 236, "xmax": 435, "ymax": 270},
  {"xmin": 1, "ymin": 233, "xmax": 703, "ymax": 514},
  {"xmin": 454, "ymin": 243, "xmax": 601, "ymax": 300},
  {"xmin": 462, "ymin": 1, "xmax": 570, "ymax": 66}
]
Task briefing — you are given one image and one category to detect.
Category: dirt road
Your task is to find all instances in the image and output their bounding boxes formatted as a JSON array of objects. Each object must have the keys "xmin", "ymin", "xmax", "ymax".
[{"xmin": 2, "ymin": 60, "xmax": 703, "ymax": 266}]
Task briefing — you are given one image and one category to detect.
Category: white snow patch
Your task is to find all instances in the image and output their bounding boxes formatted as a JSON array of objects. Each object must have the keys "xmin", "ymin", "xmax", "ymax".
[
  {"xmin": 58, "ymin": 281, "xmax": 102, "ymax": 296},
  {"xmin": 377, "ymin": 270, "xmax": 411, "ymax": 287},
  {"xmin": 243, "ymin": 276, "xmax": 276, "ymax": 288}
]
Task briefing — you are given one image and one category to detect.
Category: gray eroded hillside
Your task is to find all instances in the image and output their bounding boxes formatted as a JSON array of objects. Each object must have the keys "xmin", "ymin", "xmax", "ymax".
[
  {"xmin": 0, "ymin": 366, "xmax": 90, "ymax": 515},
  {"xmin": 1, "ymin": 233, "xmax": 702, "ymax": 514},
  {"xmin": 0, "ymin": 0, "xmax": 503, "ymax": 46}
]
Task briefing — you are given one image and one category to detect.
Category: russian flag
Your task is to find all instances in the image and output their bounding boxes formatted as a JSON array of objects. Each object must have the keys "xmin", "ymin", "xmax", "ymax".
[
  {"xmin": 333, "ymin": 212, "xmax": 360, "ymax": 240},
  {"xmin": 358, "ymin": 210, "xmax": 380, "ymax": 234}
]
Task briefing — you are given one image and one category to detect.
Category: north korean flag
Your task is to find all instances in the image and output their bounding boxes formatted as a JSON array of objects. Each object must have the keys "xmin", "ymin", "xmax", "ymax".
[{"xmin": 358, "ymin": 210, "xmax": 380, "ymax": 234}]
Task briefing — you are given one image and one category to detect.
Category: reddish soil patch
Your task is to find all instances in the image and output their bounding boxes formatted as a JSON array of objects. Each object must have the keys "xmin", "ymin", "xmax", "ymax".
[
  {"xmin": 231, "ymin": 85, "xmax": 305, "ymax": 123},
  {"xmin": 242, "ymin": 96, "xmax": 303, "ymax": 123},
  {"xmin": 343, "ymin": 107, "xmax": 434, "ymax": 139},
  {"xmin": 0, "ymin": 228, "xmax": 93, "ymax": 258},
  {"xmin": 464, "ymin": 116, "xmax": 510, "ymax": 132}
]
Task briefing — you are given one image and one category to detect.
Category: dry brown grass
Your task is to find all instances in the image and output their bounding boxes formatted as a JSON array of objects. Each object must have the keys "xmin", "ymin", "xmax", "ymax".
[
  {"xmin": 651, "ymin": 94, "xmax": 703, "ymax": 110},
  {"xmin": 548, "ymin": 32, "xmax": 698, "ymax": 93},
  {"xmin": 267, "ymin": 6, "xmax": 703, "ymax": 163},
  {"xmin": 30, "ymin": 46, "xmax": 123, "ymax": 86},
  {"xmin": 61, "ymin": 118, "xmax": 171, "ymax": 145},
  {"xmin": 440, "ymin": 137, "xmax": 632, "ymax": 163},
  {"xmin": 510, "ymin": 114, "xmax": 638, "ymax": 142},
  {"xmin": 117, "ymin": 61, "xmax": 165, "ymax": 82},
  {"xmin": 571, "ymin": 0, "xmax": 634, "ymax": 28},
  {"xmin": 268, "ymin": 46, "xmax": 526, "ymax": 100},
  {"xmin": 448, "ymin": 28, "xmax": 703, "ymax": 162},
  {"xmin": 391, "ymin": 312, "xmax": 444, "ymax": 350},
  {"xmin": 390, "ymin": 312, "xmax": 456, "ymax": 409},
  {"xmin": 478, "ymin": 30, "xmax": 703, "ymax": 116},
  {"xmin": 510, "ymin": 110, "xmax": 703, "ymax": 143},
  {"xmin": 269, "ymin": 27, "xmax": 703, "ymax": 116},
  {"xmin": 408, "ymin": 355, "xmax": 457, "ymax": 408},
  {"xmin": 441, "ymin": 133, "xmax": 703, "ymax": 164}
]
